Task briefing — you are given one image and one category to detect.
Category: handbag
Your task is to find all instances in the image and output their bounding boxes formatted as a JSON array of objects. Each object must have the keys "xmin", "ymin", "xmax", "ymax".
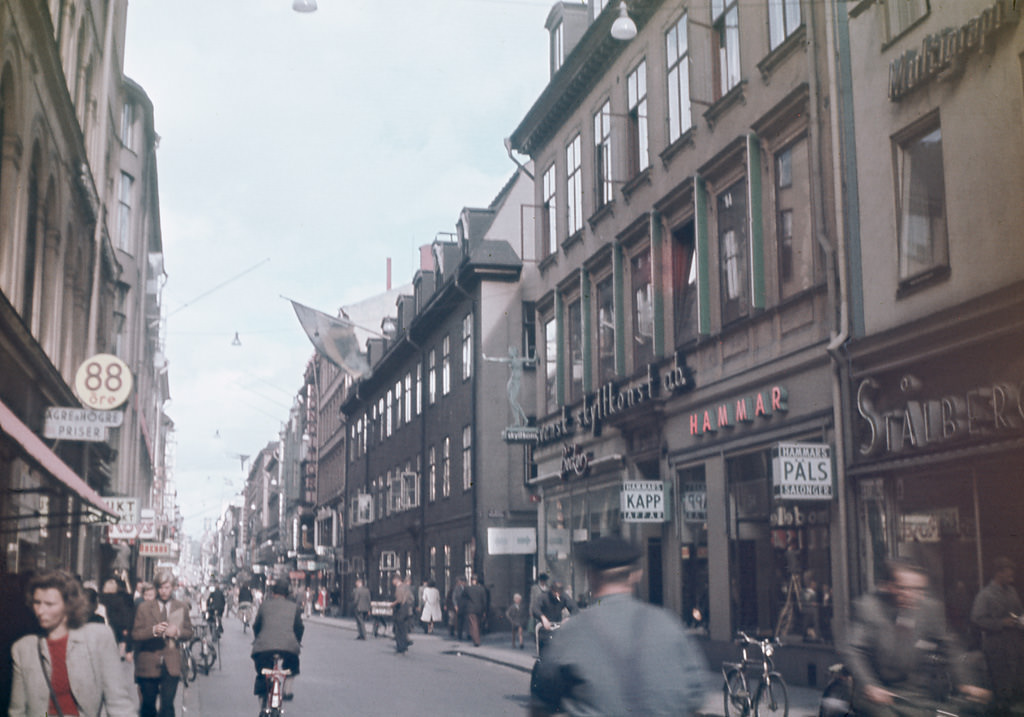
[{"xmin": 37, "ymin": 637, "xmax": 65, "ymax": 717}]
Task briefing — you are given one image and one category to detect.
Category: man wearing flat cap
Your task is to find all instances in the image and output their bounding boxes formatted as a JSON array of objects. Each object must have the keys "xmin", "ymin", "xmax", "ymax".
[{"xmin": 530, "ymin": 535, "xmax": 712, "ymax": 716}]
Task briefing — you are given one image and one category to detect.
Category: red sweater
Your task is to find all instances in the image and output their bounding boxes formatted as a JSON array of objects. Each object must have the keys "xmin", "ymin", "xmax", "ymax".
[{"xmin": 46, "ymin": 635, "xmax": 80, "ymax": 716}]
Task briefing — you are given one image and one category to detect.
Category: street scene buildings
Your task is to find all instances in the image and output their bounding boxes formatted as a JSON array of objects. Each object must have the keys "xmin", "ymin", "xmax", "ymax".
[
  {"xmin": 0, "ymin": 0, "xmax": 1022, "ymax": 703},
  {"xmin": 0, "ymin": 0, "xmax": 176, "ymax": 586}
]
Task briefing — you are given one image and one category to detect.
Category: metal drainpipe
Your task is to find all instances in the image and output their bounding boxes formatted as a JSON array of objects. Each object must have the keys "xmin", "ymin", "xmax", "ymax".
[{"xmin": 811, "ymin": 0, "xmax": 855, "ymax": 636}]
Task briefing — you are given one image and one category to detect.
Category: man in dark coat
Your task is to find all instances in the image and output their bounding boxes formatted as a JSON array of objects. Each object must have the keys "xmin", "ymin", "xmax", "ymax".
[
  {"xmin": 251, "ymin": 580, "xmax": 304, "ymax": 701},
  {"xmin": 391, "ymin": 574, "xmax": 414, "ymax": 654},
  {"xmin": 352, "ymin": 578, "xmax": 372, "ymax": 640},
  {"xmin": 448, "ymin": 575, "xmax": 467, "ymax": 639},
  {"xmin": 971, "ymin": 556, "xmax": 1024, "ymax": 711},
  {"xmin": 132, "ymin": 572, "xmax": 193, "ymax": 717},
  {"xmin": 533, "ymin": 579, "xmax": 579, "ymax": 655},
  {"xmin": 463, "ymin": 574, "xmax": 488, "ymax": 646}
]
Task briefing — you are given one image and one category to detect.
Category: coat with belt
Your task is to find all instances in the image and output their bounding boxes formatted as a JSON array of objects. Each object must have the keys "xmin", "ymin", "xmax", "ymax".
[
  {"xmin": 131, "ymin": 598, "xmax": 193, "ymax": 678},
  {"xmin": 9, "ymin": 623, "xmax": 137, "ymax": 717}
]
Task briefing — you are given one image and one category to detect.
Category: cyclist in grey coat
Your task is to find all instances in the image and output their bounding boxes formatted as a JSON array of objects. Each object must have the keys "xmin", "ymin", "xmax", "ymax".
[
  {"xmin": 251, "ymin": 581, "xmax": 304, "ymax": 701},
  {"xmin": 530, "ymin": 536, "xmax": 712, "ymax": 716}
]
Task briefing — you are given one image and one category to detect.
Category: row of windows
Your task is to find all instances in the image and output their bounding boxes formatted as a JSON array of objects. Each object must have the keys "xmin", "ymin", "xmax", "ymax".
[
  {"xmin": 540, "ymin": 129, "xmax": 822, "ymax": 413},
  {"xmin": 350, "ymin": 425, "xmax": 475, "ymax": 525},
  {"xmin": 539, "ymin": 108, "xmax": 951, "ymax": 415},
  {"xmin": 541, "ymin": 1, "xmax": 807, "ymax": 254},
  {"xmin": 348, "ymin": 313, "xmax": 472, "ymax": 459}
]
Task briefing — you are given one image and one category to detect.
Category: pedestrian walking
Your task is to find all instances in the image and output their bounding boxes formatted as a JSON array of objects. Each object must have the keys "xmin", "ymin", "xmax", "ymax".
[
  {"xmin": 971, "ymin": 556, "xmax": 1024, "ymax": 712},
  {"xmin": 420, "ymin": 580, "xmax": 443, "ymax": 634},
  {"xmin": 8, "ymin": 570, "xmax": 136, "ymax": 717},
  {"xmin": 448, "ymin": 575, "xmax": 467, "ymax": 639},
  {"xmin": 303, "ymin": 586, "xmax": 313, "ymax": 618},
  {"xmin": 506, "ymin": 593, "xmax": 527, "ymax": 649},
  {"xmin": 530, "ymin": 536, "xmax": 713, "ymax": 716},
  {"xmin": 131, "ymin": 571, "xmax": 193, "ymax": 717},
  {"xmin": 99, "ymin": 577, "xmax": 135, "ymax": 662},
  {"xmin": 353, "ymin": 578, "xmax": 372, "ymax": 640},
  {"xmin": 391, "ymin": 574, "xmax": 414, "ymax": 654},
  {"xmin": 463, "ymin": 574, "xmax": 488, "ymax": 647}
]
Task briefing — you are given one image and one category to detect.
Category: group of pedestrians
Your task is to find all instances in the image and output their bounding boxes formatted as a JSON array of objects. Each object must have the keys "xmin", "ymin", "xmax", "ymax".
[{"xmin": 6, "ymin": 569, "xmax": 194, "ymax": 717}]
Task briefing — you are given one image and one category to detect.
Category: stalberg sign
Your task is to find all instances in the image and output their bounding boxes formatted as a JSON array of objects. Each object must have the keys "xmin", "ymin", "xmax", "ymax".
[{"xmin": 621, "ymin": 481, "xmax": 670, "ymax": 522}]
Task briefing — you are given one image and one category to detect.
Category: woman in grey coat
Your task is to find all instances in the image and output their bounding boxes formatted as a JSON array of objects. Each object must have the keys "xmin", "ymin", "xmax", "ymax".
[{"xmin": 9, "ymin": 569, "xmax": 136, "ymax": 717}]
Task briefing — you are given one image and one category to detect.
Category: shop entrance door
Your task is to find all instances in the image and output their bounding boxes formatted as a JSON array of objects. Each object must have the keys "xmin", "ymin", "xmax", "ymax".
[{"xmin": 647, "ymin": 537, "xmax": 663, "ymax": 605}]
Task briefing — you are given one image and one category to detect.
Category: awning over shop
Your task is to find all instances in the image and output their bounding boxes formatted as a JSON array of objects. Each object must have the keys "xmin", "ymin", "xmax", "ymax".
[{"xmin": 0, "ymin": 399, "xmax": 116, "ymax": 522}]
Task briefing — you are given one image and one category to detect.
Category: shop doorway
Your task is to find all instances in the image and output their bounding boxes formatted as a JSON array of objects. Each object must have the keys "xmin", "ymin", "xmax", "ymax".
[{"xmin": 647, "ymin": 537, "xmax": 663, "ymax": 605}]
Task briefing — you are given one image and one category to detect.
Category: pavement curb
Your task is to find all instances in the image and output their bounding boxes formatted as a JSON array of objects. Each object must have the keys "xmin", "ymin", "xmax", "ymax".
[{"xmin": 304, "ymin": 614, "xmax": 821, "ymax": 715}]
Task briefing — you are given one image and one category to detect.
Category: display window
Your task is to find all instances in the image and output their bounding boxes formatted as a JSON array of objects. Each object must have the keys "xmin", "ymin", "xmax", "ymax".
[
  {"xmin": 726, "ymin": 449, "xmax": 833, "ymax": 644},
  {"xmin": 854, "ymin": 455, "xmax": 1023, "ymax": 648},
  {"xmin": 544, "ymin": 483, "xmax": 622, "ymax": 602},
  {"xmin": 679, "ymin": 465, "xmax": 709, "ymax": 631}
]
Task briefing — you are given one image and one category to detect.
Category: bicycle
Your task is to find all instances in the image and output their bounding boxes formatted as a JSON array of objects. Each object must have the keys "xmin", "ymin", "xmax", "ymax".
[
  {"xmin": 179, "ymin": 640, "xmax": 198, "ymax": 686},
  {"xmin": 206, "ymin": 609, "xmax": 224, "ymax": 640},
  {"xmin": 239, "ymin": 601, "xmax": 254, "ymax": 633},
  {"xmin": 188, "ymin": 622, "xmax": 218, "ymax": 676},
  {"xmin": 818, "ymin": 661, "xmax": 989, "ymax": 717},
  {"xmin": 722, "ymin": 632, "xmax": 789, "ymax": 717},
  {"xmin": 259, "ymin": 652, "xmax": 293, "ymax": 717}
]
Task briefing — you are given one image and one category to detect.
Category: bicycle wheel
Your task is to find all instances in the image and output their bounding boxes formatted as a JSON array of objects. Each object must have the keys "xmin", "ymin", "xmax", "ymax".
[
  {"xmin": 191, "ymin": 639, "xmax": 216, "ymax": 675},
  {"xmin": 755, "ymin": 674, "xmax": 788, "ymax": 717},
  {"xmin": 179, "ymin": 648, "xmax": 192, "ymax": 687},
  {"xmin": 723, "ymin": 668, "xmax": 750, "ymax": 717}
]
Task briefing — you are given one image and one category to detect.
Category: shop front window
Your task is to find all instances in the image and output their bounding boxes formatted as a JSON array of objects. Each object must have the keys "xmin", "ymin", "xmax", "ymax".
[
  {"xmin": 545, "ymin": 495, "xmax": 571, "ymax": 585},
  {"xmin": 855, "ymin": 471, "xmax": 981, "ymax": 647},
  {"xmin": 727, "ymin": 450, "xmax": 832, "ymax": 644},
  {"xmin": 544, "ymin": 485, "xmax": 623, "ymax": 604},
  {"xmin": 679, "ymin": 466, "xmax": 709, "ymax": 630}
]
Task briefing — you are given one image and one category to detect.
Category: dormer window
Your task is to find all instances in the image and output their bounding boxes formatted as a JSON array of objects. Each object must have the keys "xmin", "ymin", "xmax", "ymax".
[{"xmin": 552, "ymin": 20, "xmax": 564, "ymax": 74}]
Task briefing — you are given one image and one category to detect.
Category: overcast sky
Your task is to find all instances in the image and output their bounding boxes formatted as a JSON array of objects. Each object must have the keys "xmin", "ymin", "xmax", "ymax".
[{"xmin": 123, "ymin": 0, "xmax": 551, "ymax": 536}]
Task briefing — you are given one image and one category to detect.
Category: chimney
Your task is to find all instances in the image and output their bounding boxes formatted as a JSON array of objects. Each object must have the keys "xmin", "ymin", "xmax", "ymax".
[
  {"xmin": 419, "ymin": 244, "xmax": 433, "ymax": 272},
  {"xmin": 386, "ymin": 257, "xmax": 392, "ymax": 291}
]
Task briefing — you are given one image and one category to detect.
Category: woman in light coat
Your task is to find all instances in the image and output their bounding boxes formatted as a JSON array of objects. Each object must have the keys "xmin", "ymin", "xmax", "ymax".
[
  {"xmin": 9, "ymin": 569, "xmax": 136, "ymax": 717},
  {"xmin": 419, "ymin": 579, "xmax": 443, "ymax": 633}
]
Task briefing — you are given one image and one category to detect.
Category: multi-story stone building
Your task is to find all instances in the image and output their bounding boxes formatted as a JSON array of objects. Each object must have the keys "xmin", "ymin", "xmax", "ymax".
[
  {"xmin": 840, "ymin": 0, "xmax": 1024, "ymax": 652},
  {"xmin": 0, "ymin": 0, "xmax": 171, "ymax": 586},
  {"xmin": 510, "ymin": 0, "xmax": 845, "ymax": 682},
  {"xmin": 243, "ymin": 441, "xmax": 282, "ymax": 579},
  {"xmin": 307, "ymin": 286, "xmax": 409, "ymax": 600},
  {"xmin": 341, "ymin": 170, "xmax": 535, "ymax": 617}
]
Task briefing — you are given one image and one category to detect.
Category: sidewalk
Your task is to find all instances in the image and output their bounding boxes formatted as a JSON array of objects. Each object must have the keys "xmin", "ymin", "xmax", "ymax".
[{"xmin": 306, "ymin": 614, "xmax": 821, "ymax": 716}]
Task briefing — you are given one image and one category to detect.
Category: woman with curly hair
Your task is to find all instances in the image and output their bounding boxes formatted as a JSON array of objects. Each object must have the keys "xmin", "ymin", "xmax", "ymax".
[{"xmin": 8, "ymin": 569, "xmax": 135, "ymax": 717}]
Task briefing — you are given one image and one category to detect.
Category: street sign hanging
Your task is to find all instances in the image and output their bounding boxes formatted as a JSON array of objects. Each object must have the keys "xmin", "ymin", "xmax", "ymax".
[{"xmin": 43, "ymin": 407, "xmax": 123, "ymax": 441}]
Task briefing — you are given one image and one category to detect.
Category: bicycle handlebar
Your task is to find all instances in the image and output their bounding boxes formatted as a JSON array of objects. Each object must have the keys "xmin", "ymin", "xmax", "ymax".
[{"xmin": 735, "ymin": 631, "xmax": 782, "ymax": 647}]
